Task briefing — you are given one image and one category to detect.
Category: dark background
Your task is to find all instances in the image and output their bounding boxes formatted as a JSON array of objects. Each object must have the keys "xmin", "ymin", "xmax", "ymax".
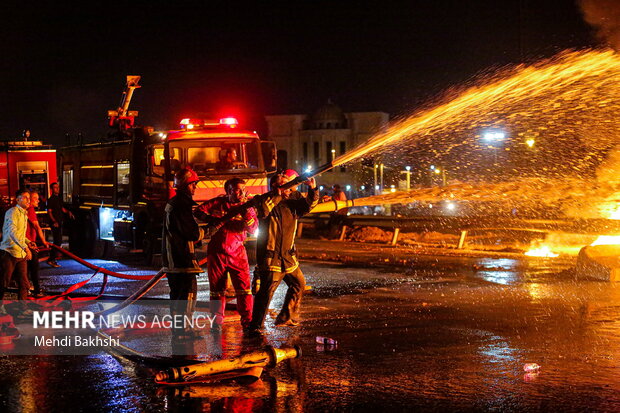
[{"xmin": 0, "ymin": 1, "xmax": 596, "ymax": 144}]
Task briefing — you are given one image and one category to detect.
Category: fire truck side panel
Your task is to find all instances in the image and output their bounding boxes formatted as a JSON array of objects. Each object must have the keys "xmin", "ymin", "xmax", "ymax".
[
  {"xmin": 0, "ymin": 152, "xmax": 9, "ymax": 201},
  {"xmin": 7, "ymin": 150, "xmax": 57, "ymax": 200}
]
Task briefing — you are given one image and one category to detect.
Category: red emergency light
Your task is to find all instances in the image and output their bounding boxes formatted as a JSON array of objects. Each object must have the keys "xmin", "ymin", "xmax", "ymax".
[
  {"xmin": 178, "ymin": 117, "xmax": 240, "ymax": 130},
  {"xmin": 219, "ymin": 117, "xmax": 239, "ymax": 127}
]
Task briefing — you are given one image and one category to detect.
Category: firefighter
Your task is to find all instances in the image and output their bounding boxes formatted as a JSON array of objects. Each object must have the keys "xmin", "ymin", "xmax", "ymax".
[
  {"xmin": 162, "ymin": 167, "xmax": 204, "ymax": 339},
  {"xmin": 248, "ymin": 169, "xmax": 319, "ymax": 332},
  {"xmin": 194, "ymin": 178, "xmax": 258, "ymax": 332}
]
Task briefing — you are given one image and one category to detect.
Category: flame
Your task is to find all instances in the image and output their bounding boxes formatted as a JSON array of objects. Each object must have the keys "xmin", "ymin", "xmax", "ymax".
[
  {"xmin": 525, "ymin": 246, "xmax": 559, "ymax": 258},
  {"xmin": 591, "ymin": 208, "xmax": 620, "ymax": 246},
  {"xmin": 590, "ymin": 235, "xmax": 620, "ymax": 246}
]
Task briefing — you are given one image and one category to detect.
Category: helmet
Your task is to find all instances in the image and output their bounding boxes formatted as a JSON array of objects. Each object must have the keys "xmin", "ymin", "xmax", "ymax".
[
  {"xmin": 282, "ymin": 169, "xmax": 299, "ymax": 182},
  {"xmin": 270, "ymin": 169, "xmax": 299, "ymax": 187},
  {"xmin": 174, "ymin": 167, "xmax": 199, "ymax": 188}
]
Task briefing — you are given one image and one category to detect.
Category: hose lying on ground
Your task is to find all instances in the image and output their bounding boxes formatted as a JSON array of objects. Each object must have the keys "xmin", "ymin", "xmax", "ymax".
[{"xmin": 45, "ymin": 244, "xmax": 213, "ymax": 366}]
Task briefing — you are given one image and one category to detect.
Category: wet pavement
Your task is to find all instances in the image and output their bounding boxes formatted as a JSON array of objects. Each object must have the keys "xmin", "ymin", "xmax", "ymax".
[{"xmin": 1, "ymin": 246, "xmax": 620, "ymax": 412}]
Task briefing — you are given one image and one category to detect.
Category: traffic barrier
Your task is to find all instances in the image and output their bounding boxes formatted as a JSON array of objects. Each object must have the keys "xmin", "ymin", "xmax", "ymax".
[{"xmin": 299, "ymin": 214, "xmax": 620, "ymax": 248}]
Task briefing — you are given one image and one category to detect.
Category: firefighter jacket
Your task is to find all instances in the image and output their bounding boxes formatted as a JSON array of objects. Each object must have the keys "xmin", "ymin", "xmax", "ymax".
[
  {"xmin": 194, "ymin": 195, "xmax": 258, "ymax": 261},
  {"xmin": 255, "ymin": 187, "xmax": 319, "ymax": 274},
  {"xmin": 162, "ymin": 190, "xmax": 204, "ymax": 274}
]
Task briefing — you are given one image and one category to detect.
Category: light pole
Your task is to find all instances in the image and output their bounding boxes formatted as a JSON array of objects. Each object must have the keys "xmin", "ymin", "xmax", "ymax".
[
  {"xmin": 483, "ymin": 131, "xmax": 506, "ymax": 166},
  {"xmin": 374, "ymin": 164, "xmax": 378, "ymax": 195},
  {"xmin": 405, "ymin": 166, "xmax": 411, "ymax": 191},
  {"xmin": 379, "ymin": 163, "xmax": 384, "ymax": 193}
]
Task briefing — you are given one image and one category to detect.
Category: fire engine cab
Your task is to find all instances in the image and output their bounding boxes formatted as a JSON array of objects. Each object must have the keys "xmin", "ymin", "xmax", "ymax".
[{"xmin": 58, "ymin": 76, "xmax": 276, "ymax": 260}]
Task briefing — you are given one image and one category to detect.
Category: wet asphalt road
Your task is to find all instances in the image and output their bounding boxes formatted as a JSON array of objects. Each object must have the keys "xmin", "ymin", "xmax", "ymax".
[{"xmin": 1, "ymin": 249, "xmax": 620, "ymax": 412}]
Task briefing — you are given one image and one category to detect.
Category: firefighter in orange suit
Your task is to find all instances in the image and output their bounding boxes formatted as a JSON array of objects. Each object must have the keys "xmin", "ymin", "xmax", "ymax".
[
  {"xmin": 194, "ymin": 178, "xmax": 258, "ymax": 332},
  {"xmin": 248, "ymin": 169, "xmax": 318, "ymax": 332}
]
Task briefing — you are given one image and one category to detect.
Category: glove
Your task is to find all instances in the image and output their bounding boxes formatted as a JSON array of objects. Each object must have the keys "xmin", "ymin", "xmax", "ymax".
[{"xmin": 251, "ymin": 268, "xmax": 261, "ymax": 295}]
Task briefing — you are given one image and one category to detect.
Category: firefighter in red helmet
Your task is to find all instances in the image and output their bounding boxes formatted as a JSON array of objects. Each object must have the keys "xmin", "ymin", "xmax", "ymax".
[
  {"xmin": 248, "ymin": 169, "xmax": 319, "ymax": 332},
  {"xmin": 162, "ymin": 167, "xmax": 204, "ymax": 339}
]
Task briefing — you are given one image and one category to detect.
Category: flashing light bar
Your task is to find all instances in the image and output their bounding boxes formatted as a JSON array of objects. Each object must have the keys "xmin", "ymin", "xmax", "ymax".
[
  {"xmin": 219, "ymin": 117, "xmax": 239, "ymax": 127},
  {"xmin": 178, "ymin": 117, "xmax": 239, "ymax": 130}
]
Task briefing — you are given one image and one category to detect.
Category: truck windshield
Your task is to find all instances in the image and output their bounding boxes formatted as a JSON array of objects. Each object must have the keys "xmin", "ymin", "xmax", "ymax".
[{"xmin": 165, "ymin": 139, "xmax": 261, "ymax": 176}]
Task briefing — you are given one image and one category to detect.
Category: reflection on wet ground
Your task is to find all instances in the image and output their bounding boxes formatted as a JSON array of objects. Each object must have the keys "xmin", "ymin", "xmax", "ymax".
[{"xmin": 1, "ymin": 254, "xmax": 620, "ymax": 411}]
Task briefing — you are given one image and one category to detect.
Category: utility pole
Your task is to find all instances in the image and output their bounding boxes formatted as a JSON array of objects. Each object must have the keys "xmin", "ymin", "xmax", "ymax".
[
  {"xmin": 374, "ymin": 164, "xmax": 378, "ymax": 195},
  {"xmin": 405, "ymin": 166, "xmax": 411, "ymax": 191}
]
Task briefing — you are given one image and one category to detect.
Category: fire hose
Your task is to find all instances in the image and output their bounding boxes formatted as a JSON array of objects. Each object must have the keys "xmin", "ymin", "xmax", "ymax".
[
  {"xmin": 49, "ymin": 244, "xmax": 158, "ymax": 280},
  {"xmin": 46, "ymin": 244, "xmax": 211, "ymax": 315},
  {"xmin": 34, "ymin": 235, "xmax": 303, "ymax": 380},
  {"xmin": 204, "ymin": 161, "xmax": 336, "ymax": 237},
  {"xmin": 154, "ymin": 345, "xmax": 301, "ymax": 385}
]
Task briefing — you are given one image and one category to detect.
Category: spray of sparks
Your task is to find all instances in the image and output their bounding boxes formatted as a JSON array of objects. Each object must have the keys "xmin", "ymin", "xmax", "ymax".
[{"xmin": 331, "ymin": 49, "xmax": 620, "ymax": 221}]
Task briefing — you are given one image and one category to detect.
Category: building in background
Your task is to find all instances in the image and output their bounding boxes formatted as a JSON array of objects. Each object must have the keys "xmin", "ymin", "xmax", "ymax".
[{"xmin": 265, "ymin": 100, "xmax": 388, "ymax": 196}]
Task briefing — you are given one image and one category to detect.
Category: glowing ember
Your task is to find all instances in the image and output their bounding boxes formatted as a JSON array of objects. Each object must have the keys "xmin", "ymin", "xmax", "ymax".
[
  {"xmin": 524, "ymin": 246, "xmax": 559, "ymax": 258},
  {"xmin": 333, "ymin": 49, "xmax": 620, "ymax": 170},
  {"xmin": 314, "ymin": 49, "xmax": 620, "ymax": 222}
]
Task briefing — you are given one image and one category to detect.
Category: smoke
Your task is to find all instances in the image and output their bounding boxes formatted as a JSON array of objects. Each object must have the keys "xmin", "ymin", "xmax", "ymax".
[{"xmin": 578, "ymin": 0, "xmax": 620, "ymax": 50}]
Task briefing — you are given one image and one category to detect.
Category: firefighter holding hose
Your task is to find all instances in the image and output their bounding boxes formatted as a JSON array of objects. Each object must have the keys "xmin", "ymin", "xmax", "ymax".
[
  {"xmin": 248, "ymin": 169, "xmax": 319, "ymax": 333},
  {"xmin": 194, "ymin": 178, "xmax": 258, "ymax": 332},
  {"xmin": 162, "ymin": 167, "xmax": 204, "ymax": 339}
]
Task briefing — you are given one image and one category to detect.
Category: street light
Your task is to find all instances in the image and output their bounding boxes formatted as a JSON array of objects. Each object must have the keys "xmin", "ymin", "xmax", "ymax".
[
  {"xmin": 484, "ymin": 131, "xmax": 505, "ymax": 141},
  {"xmin": 374, "ymin": 164, "xmax": 378, "ymax": 195},
  {"xmin": 403, "ymin": 166, "xmax": 411, "ymax": 191},
  {"xmin": 433, "ymin": 167, "xmax": 447, "ymax": 186},
  {"xmin": 379, "ymin": 163, "xmax": 384, "ymax": 193},
  {"xmin": 483, "ymin": 130, "xmax": 506, "ymax": 165},
  {"xmin": 526, "ymin": 139, "xmax": 535, "ymax": 148}
]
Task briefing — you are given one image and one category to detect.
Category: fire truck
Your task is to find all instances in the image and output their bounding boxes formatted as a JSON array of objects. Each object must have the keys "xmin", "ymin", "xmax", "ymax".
[
  {"xmin": 0, "ymin": 136, "xmax": 57, "ymax": 206},
  {"xmin": 57, "ymin": 76, "xmax": 277, "ymax": 260}
]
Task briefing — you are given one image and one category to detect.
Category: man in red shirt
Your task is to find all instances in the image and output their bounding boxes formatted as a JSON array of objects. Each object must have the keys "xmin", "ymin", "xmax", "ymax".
[
  {"xmin": 194, "ymin": 178, "xmax": 258, "ymax": 331},
  {"xmin": 26, "ymin": 191, "xmax": 48, "ymax": 297}
]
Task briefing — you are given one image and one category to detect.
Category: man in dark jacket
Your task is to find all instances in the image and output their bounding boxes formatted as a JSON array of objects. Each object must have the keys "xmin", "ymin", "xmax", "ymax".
[
  {"xmin": 162, "ymin": 167, "xmax": 204, "ymax": 339},
  {"xmin": 46, "ymin": 182, "xmax": 73, "ymax": 268},
  {"xmin": 249, "ymin": 169, "xmax": 319, "ymax": 332}
]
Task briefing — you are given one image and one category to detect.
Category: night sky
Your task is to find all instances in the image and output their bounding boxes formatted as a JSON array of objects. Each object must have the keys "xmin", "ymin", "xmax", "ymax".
[{"xmin": 0, "ymin": 1, "xmax": 596, "ymax": 145}]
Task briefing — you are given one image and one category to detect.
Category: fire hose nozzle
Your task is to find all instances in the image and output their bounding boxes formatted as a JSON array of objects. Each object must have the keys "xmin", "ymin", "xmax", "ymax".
[
  {"xmin": 266, "ymin": 345, "xmax": 301, "ymax": 367},
  {"xmin": 155, "ymin": 345, "xmax": 302, "ymax": 384}
]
